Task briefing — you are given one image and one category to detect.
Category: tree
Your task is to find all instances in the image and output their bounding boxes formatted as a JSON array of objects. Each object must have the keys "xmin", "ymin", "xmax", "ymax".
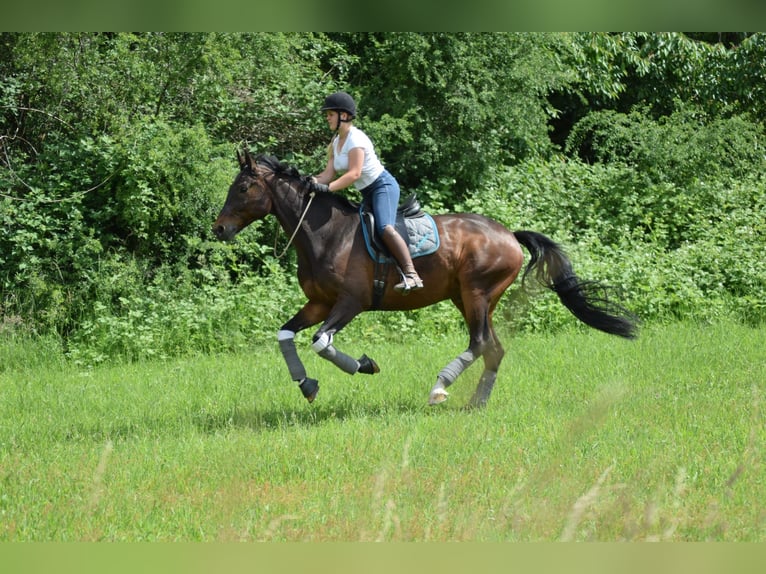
[
  {"xmin": 0, "ymin": 33, "xmax": 349, "ymax": 333},
  {"xmin": 549, "ymin": 32, "xmax": 766, "ymax": 149},
  {"xmin": 328, "ymin": 33, "xmax": 575, "ymax": 203}
]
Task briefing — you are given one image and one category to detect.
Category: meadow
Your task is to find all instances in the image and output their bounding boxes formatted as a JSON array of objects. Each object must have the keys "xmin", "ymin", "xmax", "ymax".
[{"xmin": 0, "ymin": 320, "xmax": 764, "ymax": 542}]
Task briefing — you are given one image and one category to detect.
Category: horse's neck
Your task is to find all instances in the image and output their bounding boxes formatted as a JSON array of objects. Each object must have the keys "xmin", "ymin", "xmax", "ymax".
[
  {"xmin": 271, "ymin": 186, "xmax": 356, "ymax": 255},
  {"xmin": 271, "ymin": 191, "xmax": 308, "ymax": 234}
]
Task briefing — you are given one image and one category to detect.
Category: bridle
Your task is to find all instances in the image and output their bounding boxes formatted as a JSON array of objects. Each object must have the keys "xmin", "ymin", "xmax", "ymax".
[
  {"xmin": 247, "ymin": 157, "xmax": 318, "ymax": 259},
  {"xmin": 273, "ymin": 184, "xmax": 316, "ymax": 259}
]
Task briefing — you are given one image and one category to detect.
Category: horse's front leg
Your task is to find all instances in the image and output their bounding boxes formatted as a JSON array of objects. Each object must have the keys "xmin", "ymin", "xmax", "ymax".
[
  {"xmin": 310, "ymin": 297, "xmax": 379, "ymax": 380},
  {"xmin": 279, "ymin": 298, "xmax": 379, "ymax": 403},
  {"xmin": 278, "ymin": 301, "xmax": 329, "ymax": 403}
]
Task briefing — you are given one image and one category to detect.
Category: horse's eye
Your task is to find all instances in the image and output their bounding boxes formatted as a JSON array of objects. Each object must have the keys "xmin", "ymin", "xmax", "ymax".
[{"xmin": 239, "ymin": 184, "xmax": 249, "ymax": 194}]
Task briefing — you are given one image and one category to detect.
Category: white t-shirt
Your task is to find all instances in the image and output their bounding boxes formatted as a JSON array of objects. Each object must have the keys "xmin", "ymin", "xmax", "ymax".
[{"xmin": 332, "ymin": 126, "xmax": 385, "ymax": 189}]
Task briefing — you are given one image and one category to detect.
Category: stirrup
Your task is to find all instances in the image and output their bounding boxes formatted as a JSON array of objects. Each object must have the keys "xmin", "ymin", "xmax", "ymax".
[{"xmin": 394, "ymin": 273, "xmax": 424, "ymax": 294}]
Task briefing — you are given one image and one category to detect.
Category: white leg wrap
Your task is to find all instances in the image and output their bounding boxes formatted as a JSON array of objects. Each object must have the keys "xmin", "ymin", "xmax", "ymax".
[
  {"xmin": 311, "ymin": 331, "xmax": 359, "ymax": 375},
  {"xmin": 438, "ymin": 349, "xmax": 476, "ymax": 386},
  {"xmin": 311, "ymin": 331, "xmax": 332, "ymax": 353},
  {"xmin": 429, "ymin": 379, "xmax": 450, "ymax": 405}
]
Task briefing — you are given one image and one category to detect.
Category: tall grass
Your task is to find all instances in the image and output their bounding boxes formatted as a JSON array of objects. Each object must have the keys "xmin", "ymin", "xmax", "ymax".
[{"xmin": 0, "ymin": 321, "xmax": 764, "ymax": 541}]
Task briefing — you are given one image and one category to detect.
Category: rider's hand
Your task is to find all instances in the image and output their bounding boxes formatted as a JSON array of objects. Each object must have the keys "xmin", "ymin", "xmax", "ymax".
[{"xmin": 310, "ymin": 179, "xmax": 330, "ymax": 194}]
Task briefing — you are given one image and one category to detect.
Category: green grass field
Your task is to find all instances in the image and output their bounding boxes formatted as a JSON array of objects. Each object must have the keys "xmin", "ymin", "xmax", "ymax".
[{"xmin": 1, "ymin": 321, "xmax": 764, "ymax": 541}]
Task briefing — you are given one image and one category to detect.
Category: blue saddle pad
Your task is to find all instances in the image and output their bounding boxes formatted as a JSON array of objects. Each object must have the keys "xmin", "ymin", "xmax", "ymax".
[{"xmin": 360, "ymin": 208, "xmax": 440, "ymax": 263}]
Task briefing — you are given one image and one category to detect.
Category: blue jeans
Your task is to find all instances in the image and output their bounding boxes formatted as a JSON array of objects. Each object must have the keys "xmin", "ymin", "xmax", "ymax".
[{"xmin": 360, "ymin": 170, "xmax": 400, "ymax": 234}]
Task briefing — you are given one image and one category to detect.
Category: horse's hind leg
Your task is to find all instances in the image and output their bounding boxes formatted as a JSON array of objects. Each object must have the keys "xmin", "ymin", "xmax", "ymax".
[
  {"xmin": 429, "ymin": 348, "xmax": 478, "ymax": 405},
  {"xmin": 429, "ymin": 332, "xmax": 504, "ymax": 408},
  {"xmin": 429, "ymin": 291, "xmax": 504, "ymax": 408},
  {"xmin": 467, "ymin": 326, "xmax": 504, "ymax": 409},
  {"xmin": 428, "ymin": 293, "xmax": 486, "ymax": 405}
]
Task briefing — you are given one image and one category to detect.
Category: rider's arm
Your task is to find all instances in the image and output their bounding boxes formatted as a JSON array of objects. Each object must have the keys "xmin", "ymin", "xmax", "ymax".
[{"xmin": 327, "ymin": 147, "xmax": 363, "ymax": 192}]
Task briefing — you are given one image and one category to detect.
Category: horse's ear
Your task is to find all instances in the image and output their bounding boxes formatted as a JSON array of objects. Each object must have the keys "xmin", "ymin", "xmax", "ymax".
[
  {"xmin": 236, "ymin": 149, "xmax": 246, "ymax": 170},
  {"xmin": 245, "ymin": 149, "xmax": 260, "ymax": 173}
]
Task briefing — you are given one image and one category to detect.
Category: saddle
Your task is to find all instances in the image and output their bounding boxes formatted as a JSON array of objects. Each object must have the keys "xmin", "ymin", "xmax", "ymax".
[
  {"xmin": 358, "ymin": 194, "xmax": 440, "ymax": 308},
  {"xmin": 359, "ymin": 194, "xmax": 440, "ymax": 263}
]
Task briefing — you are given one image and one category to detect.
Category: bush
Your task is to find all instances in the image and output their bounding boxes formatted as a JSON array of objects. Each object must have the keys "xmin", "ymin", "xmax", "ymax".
[
  {"xmin": 66, "ymin": 260, "xmax": 305, "ymax": 366},
  {"xmin": 3, "ymin": 34, "xmax": 765, "ymax": 361},
  {"xmin": 466, "ymin": 159, "xmax": 766, "ymax": 330},
  {"xmin": 0, "ymin": 122, "xmax": 238, "ymax": 335},
  {"xmin": 566, "ymin": 105, "xmax": 766, "ymax": 187}
]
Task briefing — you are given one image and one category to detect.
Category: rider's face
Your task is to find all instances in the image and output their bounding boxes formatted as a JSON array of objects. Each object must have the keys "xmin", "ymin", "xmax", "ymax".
[{"xmin": 325, "ymin": 110, "xmax": 345, "ymax": 130}]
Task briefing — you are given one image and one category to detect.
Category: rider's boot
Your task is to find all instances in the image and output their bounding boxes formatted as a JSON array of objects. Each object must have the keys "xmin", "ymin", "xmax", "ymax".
[{"xmin": 380, "ymin": 225, "xmax": 424, "ymax": 294}]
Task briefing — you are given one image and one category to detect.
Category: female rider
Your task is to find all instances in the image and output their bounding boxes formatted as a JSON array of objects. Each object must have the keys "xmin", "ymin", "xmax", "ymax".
[{"xmin": 312, "ymin": 91, "xmax": 424, "ymax": 294}]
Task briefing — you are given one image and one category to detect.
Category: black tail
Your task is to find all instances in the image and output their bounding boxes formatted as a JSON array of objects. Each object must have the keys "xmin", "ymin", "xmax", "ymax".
[{"xmin": 514, "ymin": 230, "xmax": 638, "ymax": 339}]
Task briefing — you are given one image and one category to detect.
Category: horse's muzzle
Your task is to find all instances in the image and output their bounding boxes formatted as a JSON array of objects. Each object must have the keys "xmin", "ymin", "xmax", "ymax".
[{"xmin": 212, "ymin": 221, "xmax": 238, "ymax": 241}]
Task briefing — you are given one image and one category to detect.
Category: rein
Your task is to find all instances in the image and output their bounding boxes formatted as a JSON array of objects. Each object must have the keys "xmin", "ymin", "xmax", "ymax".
[{"xmin": 273, "ymin": 188, "xmax": 316, "ymax": 259}]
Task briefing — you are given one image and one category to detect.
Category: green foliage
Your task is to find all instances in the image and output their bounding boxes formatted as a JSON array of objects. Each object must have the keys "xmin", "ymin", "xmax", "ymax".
[
  {"xmin": 0, "ymin": 120, "xmax": 235, "ymax": 334},
  {"xmin": 551, "ymin": 33, "xmax": 766, "ymax": 151},
  {"xmin": 2, "ymin": 33, "xmax": 766, "ymax": 361},
  {"xmin": 561, "ymin": 32, "xmax": 766, "ymax": 119},
  {"xmin": 566, "ymin": 105, "xmax": 766, "ymax": 186},
  {"xmin": 0, "ymin": 168, "xmax": 104, "ymax": 332},
  {"xmin": 1, "ymin": 32, "xmax": 345, "ymax": 336},
  {"xmin": 466, "ymin": 159, "xmax": 766, "ymax": 331},
  {"xmin": 92, "ymin": 121, "xmax": 229, "ymax": 258},
  {"xmin": 66, "ymin": 259, "xmax": 304, "ymax": 366},
  {"xmin": 722, "ymin": 33, "xmax": 766, "ymax": 121},
  {"xmin": 0, "ymin": 32, "xmax": 345, "ymax": 153},
  {"xmin": 335, "ymin": 32, "xmax": 573, "ymax": 201}
]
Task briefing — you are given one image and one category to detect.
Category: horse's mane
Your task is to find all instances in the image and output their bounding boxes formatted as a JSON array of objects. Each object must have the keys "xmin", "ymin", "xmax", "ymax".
[
  {"xmin": 256, "ymin": 153, "xmax": 301, "ymax": 179},
  {"xmin": 255, "ymin": 153, "xmax": 359, "ymax": 213}
]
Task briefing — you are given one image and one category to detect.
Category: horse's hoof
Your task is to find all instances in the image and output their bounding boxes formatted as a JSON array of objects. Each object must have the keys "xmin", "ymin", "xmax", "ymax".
[
  {"xmin": 428, "ymin": 389, "xmax": 449, "ymax": 406},
  {"xmin": 357, "ymin": 354, "xmax": 380, "ymax": 375},
  {"xmin": 299, "ymin": 378, "xmax": 319, "ymax": 403}
]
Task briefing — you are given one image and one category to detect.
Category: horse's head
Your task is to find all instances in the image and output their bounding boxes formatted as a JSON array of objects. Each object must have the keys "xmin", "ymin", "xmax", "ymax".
[{"xmin": 212, "ymin": 149, "xmax": 274, "ymax": 241}]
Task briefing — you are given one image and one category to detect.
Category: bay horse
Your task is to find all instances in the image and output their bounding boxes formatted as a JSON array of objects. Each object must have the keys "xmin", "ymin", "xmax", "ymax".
[{"xmin": 213, "ymin": 151, "xmax": 636, "ymax": 407}]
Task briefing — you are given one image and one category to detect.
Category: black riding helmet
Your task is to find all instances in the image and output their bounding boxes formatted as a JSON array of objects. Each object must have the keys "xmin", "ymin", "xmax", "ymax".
[
  {"xmin": 321, "ymin": 91, "xmax": 357, "ymax": 118},
  {"xmin": 321, "ymin": 92, "xmax": 357, "ymax": 131}
]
